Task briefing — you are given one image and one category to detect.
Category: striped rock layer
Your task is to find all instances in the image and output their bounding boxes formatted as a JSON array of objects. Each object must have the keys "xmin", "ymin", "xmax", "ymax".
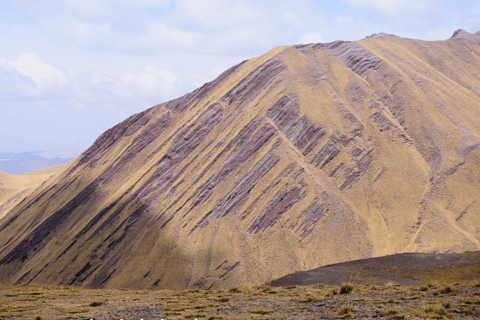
[{"xmin": 1, "ymin": 30, "xmax": 480, "ymax": 290}]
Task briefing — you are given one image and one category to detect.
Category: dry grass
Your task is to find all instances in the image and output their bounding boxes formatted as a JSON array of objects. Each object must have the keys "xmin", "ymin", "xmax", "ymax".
[{"xmin": 1, "ymin": 280, "xmax": 480, "ymax": 319}]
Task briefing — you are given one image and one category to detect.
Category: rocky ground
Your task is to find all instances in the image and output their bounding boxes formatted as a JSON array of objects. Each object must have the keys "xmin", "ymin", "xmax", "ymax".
[{"xmin": 1, "ymin": 280, "xmax": 479, "ymax": 319}]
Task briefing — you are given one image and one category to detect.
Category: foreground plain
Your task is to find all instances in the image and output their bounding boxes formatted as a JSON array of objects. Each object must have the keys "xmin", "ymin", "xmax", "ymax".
[
  {"xmin": 1, "ymin": 280, "xmax": 480, "ymax": 319},
  {"xmin": 1, "ymin": 251, "xmax": 479, "ymax": 319}
]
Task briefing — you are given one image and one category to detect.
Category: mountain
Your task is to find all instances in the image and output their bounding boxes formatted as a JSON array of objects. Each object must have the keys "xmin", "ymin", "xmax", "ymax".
[
  {"xmin": 0, "ymin": 149, "xmax": 82, "ymax": 175},
  {"xmin": 0, "ymin": 29, "xmax": 480, "ymax": 290}
]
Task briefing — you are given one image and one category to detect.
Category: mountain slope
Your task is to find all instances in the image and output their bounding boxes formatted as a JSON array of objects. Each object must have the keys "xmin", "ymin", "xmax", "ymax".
[
  {"xmin": 0, "ymin": 165, "xmax": 69, "ymax": 219},
  {"xmin": 1, "ymin": 30, "xmax": 480, "ymax": 290}
]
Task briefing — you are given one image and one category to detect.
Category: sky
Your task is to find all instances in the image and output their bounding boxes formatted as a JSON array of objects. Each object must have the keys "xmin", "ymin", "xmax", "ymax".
[{"xmin": 0, "ymin": 0, "xmax": 479, "ymax": 152}]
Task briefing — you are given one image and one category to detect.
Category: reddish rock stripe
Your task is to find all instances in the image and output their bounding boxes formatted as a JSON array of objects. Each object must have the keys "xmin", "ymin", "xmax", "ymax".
[
  {"xmin": 165, "ymin": 60, "xmax": 247, "ymax": 113},
  {"xmin": 296, "ymin": 46, "xmax": 328, "ymax": 82},
  {"xmin": 0, "ymin": 182, "xmax": 98, "ymax": 266},
  {"xmin": 100, "ymin": 112, "xmax": 173, "ymax": 183},
  {"xmin": 239, "ymin": 162, "xmax": 296, "ymax": 221},
  {"xmin": 310, "ymin": 128, "xmax": 363, "ymax": 170},
  {"xmin": 143, "ymin": 117, "xmax": 193, "ymax": 165},
  {"xmin": 298, "ymin": 200, "xmax": 328, "ymax": 238},
  {"xmin": 131, "ymin": 103, "xmax": 224, "ymax": 205},
  {"xmin": 386, "ymin": 84, "xmax": 406, "ymax": 127},
  {"xmin": 191, "ymin": 151, "xmax": 280, "ymax": 232},
  {"xmin": 191, "ymin": 133, "xmax": 232, "ymax": 174},
  {"xmin": 248, "ymin": 187, "xmax": 305, "ymax": 234},
  {"xmin": 373, "ymin": 167, "xmax": 386, "ymax": 183},
  {"xmin": 266, "ymin": 96, "xmax": 325, "ymax": 156},
  {"xmin": 0, "ymin": 104, "xmax": 223, "ymax": 273},
  {"xmin": 188, "ymin": 121, "xmax": 277, "ymax": 214},
  {"xmin": 221, "ymin": 59, "xmax": 286, "ymax": 109},
  {"xmin": 370, "ymin": 112, "xmax": 393, "ymax": 131},
  {"xmin": 190, "ymin": 116, "xmax": 264, "ymax": 188},
  {"xmin": 464, "ymin": 144, "xmax": 479, "ymax": 157},
  {"xmin": 455, "ymin": 201, "xmax": 476, "ymax": 222},
  {"xmin": 330, "ymin": 163, "xmax": 345, "ymax": 178},
  {"xmin": 310, "ymin": 138, "xmax": 342, "ymax": 169},
  {"xmin": 312, "ymin": 41, "xmax": 384, "ymax": 78},
  {"xmin": 65, "ymin": 107, "xmax": 156, "ymax": 178},
  {"xmin": 340, "ymin": 149, "xmax": 374, "ymax": 190},
  {"xmin": 349, "ymin": 84, "xmax": 366, "ymax": 105}
]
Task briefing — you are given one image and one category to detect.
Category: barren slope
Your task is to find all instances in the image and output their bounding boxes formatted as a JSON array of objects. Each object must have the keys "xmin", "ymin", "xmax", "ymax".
[
  {"xmin": 0, "ymin": 30, "xmax": 480, "ymax": 290},
  {"xmin": 0, "ymin": 164, "xmax": 69, "ymax": 219}
]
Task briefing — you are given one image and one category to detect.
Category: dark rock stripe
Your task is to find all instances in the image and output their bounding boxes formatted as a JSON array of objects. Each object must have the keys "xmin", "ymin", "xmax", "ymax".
[
  {"xmin": 297, "ymin": 200, "xmax": 328, "ymax": 238},
  {"xmin": 221, "ymin": 59, "xmax": 286, "ymax": 109},
  {"xmin": 312, "ymin": 41, "xmax": 384, "ymax": 78},
  {"xmin": 248, "ymin": 188, "xmax": 305, "ymax": 234},
  {"xmin": 189, "ymin": 121, "xmax": 277, "ymax": 214},
  {"xmin": 191, "ymin": 151, "xmax": 280, "ymax": 232},
  {"xmin": 130, "ymin": 103, "xmax": 224, "ymax": 206},
  {"xmin": 340, "ymin": 149, "xmax": 374, "ymax": 190},
  {"xmin": 370, "ymin": 112, "xmax": 393, "ymax": 131},
  {"xmin": 65, "ymin": 107, "xmax": 156, "ymax": 178},
  {"xmin": 0, "ymin": 184, "xmax": 57, "ymax": 234},
  {"xmin": 266, "ymin": 96, "xmax": 325, "ymax": 155},
  {"xmin": 239, "ymin": 163, "xmax": 297, "ymax": 221},
  {"xmin": 100, "ymin": 112, "xmax": 173, "ymax": 183},
  {"xmin": 0, "ymin": 182, "xmax": 98, "ymax": 266}
]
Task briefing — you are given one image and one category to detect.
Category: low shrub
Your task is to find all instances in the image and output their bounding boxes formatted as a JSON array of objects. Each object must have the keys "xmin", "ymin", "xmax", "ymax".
[
  {"xmin": 249, "ymin": 308, "xmax": 277, "ymax": 315},
  {"xmin": 340, "ymin": 283, "xmax": 354, "ymax": 294},
  {"xmin": 339, "ymin": 304, "xmax": 356, "ymax": 315},
  {"xmin": 89, "ymin": 301, "xmax": 104, "ymax": 307}
]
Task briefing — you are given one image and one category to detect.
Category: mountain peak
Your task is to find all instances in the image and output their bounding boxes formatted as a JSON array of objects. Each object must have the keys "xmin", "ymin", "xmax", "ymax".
[
  {"xmin": 450, "ymin": 29, "xmax": 480, "ymax": 43},
  {"xmin": 363, "ymin": 32, "xmax": 400, "ymax": 40}
]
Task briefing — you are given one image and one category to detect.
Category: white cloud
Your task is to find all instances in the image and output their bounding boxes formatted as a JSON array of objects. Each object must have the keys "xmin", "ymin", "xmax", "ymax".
[
  {"xmin": 6, "ymin": 53, "xmax": 68, "ymax": 86},
  {"xmin": 0, "ymin": 53, "xmax": 196, "ymax": 116},
  {"xmin": 343, "ymin": 0, "xmax": 435, "ymax": 16},
  {"xmin": 140, "ymin": 22, "xmax": 203, "ymax": 47},
  {"xmin": 0, "ymin": 53, "xmax": 68, "ymax": 98},
  {"xmin": 2, "ymin": 0, "xmax": 477, "ymax": 152},
  {"xmin": 4, "ymin": 0, "xmax": 327, "ymax": 55},
  {"xmin": 300, "ymin": 32, "xmax": 325, "ymax": 44}
]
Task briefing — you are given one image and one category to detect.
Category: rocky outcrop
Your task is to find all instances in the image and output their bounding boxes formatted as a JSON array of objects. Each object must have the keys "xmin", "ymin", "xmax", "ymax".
[
  {"xmin": 450, "ymin": 29, "xmax": 480, "ymax": 44},
  {"xmin": 266, "ymin": 96, "xmax": 325, "ymax": 156},
  {"xmin": 306, "ymin": 41, "xmax": 385, "ymax": 78}
]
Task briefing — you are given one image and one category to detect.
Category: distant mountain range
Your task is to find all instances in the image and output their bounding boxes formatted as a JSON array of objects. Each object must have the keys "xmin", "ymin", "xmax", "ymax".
[{"xmin": 0, "ymin": 149, "xmax": 82, "ymax": 175}]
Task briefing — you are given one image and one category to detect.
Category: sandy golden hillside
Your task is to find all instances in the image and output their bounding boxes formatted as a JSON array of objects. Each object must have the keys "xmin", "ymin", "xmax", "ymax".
[
  {"xmin": 0, "ymin": 29, "xmax": 479, "ymax": 291},
  {"xmin": 0, "ymin": 164, "xmax": 69, "ymax": 220}
]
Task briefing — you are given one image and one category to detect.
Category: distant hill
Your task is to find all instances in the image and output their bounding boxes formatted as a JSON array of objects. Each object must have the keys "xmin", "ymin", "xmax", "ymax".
[
  {"xmin": 0, "ymin": 149, "xmax": 81, "ymax": 175},
  {"xmin": 0, "ymin": 164, "xmax": 69, "ymax": 220},
  {"xmin": 0, "ymin": 29, "xmax": 480, "ymax": 291}
]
